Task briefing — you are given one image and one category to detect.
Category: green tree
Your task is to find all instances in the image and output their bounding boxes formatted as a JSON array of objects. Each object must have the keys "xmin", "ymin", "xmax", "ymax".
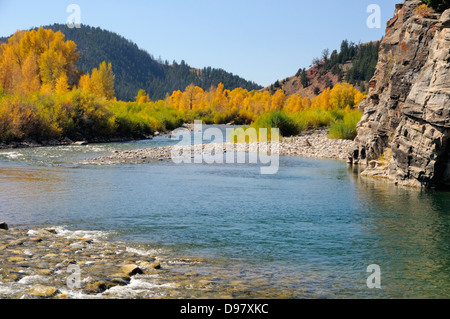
[
  {"xmin": 300, "ymin": 69, "xmax": 310, "ymax": 88},
  {"xmin": 422, "ymin": 0, "xmax": 450, "ymax": 11}
]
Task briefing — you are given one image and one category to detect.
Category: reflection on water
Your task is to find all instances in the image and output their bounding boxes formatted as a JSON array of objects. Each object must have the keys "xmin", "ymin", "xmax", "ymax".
[
  {"xmin": 348, "ymin": 166, "xmax": 450, "ymax": 298},
  {"xmin": 0, "ymin": 132, "xmax": 449, "ymax": 298}
]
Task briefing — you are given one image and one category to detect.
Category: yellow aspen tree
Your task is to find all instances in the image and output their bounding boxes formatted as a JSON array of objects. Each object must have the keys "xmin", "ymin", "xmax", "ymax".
[
  {"xmin": 182, "ymin": 84, "xmax": 203, "ymax": 110},
  {"xmin": 78, "ymin": 73, "xmax": 92, "ymax": 92},
  {"xmin": 169, "ymin": 90, "xmax": 183, "ymax": 110},
  {"xmin": 271, "ymin": 89, "xmax": 286, "ymax": 111},
  {"xmin": 89, "ymin": 67, "xmax": 102, "ymax": 96},
  {"xmin": 213, "ymin": 83, "xmax": 228, "ymax": 112},
  {"xmin": 136, "ymin": 89, "xmax": 150, "ymax": 105},
  {"xmin": 55, "ymin": 72, "xmax": 69, "ymax": 94},
  {"xmin": 284, "ymin": 95, "xmax": 302, "ymax": 113},
  {"xmin": 98, "ymin": 61, "xmax": 115, "ymax": 100},
  {"xmin": 38, "ymin": 49, "xmax": 66, "ymax": 88},
  {"xmin": 21, "ymin": 52, "xmax": 41, "ymax": 94},
  {"xmin": 0, "ymin": 46, "xmax": 16, "ymax": 92},
  {"xmin": 260, "ymin": 91, "xmax": 272, "ymax": 113},
  {"xmin": 40, "ymin": 83, "xmax": 53, "ymax": 95}
]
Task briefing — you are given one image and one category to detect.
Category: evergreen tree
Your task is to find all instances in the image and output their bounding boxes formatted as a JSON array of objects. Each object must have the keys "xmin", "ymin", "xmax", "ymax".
[
  {"xmin": 300, "ymin": 69, "xmax": 310, "ymax": 88},
  {"xmin": 422, "ymin": 0, "xmax": 450, "ymax": 11}
]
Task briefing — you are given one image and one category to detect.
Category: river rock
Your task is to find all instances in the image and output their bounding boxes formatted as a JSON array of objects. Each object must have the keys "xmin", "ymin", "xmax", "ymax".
[
  {"xmin": 105, "ymin": 276, "xmax": 130, "ymax": 289},
  {"xmin": 148, "ymin": 260, "xmax": 161, "ymax": 269},
  {"xmin": 0, "ymin": 222, "xmax": 8, "ymax": 230},
  {"xmin": 7, "ymin": 256, "xmax": 26, "ymax": 262},
  {"xmin": 80, "ymin": 238, "xmax": 93, "ymax": 244},
  {"xmin": 121, "ymin": 264, "xmax": 143, "ymax": 276},
  {"xmin": 28, "ymin": 285, "xmax": 60, "ymax": 298},
  {"xmin": 73, "ymin": 141, "xmax": 88, "ymax": 146},
  {"xmin": 85, "ymin": 281, "xmax": 107, "ymax": 294}
]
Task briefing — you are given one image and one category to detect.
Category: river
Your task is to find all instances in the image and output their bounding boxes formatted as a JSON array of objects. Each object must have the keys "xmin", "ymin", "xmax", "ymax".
[{"xmin": 0, "ymin": 126, "xmax": 449, "ymax": 299}]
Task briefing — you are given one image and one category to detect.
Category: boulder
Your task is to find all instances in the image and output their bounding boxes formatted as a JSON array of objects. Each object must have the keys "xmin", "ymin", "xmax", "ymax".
[
  {"xmin": 148, "ymin": 260, "xmax": 161, "ymax": 269},
  {"xmin": 121, "ymin": 264, "xmax": 143, "ymax": 276},
  {"xmin": 140, "ymin": 260, "xmax": 161, "ymax": 270},
  {"xmin": 105, "ymin": 276, "xmax": 130, "ymax": 289},
  {"xmin": 0, "ymin": 222, "xmax": 8, "ymax": 230},
  {"xmin": 85, "ymin": 281, "xmax": 107, "ymax": 294}
]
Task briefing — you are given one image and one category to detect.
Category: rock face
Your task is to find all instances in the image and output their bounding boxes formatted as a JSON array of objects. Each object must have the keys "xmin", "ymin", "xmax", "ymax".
[{"xmin": 351, "ymin": 0, "xmax": 450, "ymax": 188}]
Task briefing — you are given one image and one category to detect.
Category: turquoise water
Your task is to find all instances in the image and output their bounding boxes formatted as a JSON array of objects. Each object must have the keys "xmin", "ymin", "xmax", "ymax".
[{"xmin": 0, "ymin": 128, "xmax": 449, "ymax": 298}]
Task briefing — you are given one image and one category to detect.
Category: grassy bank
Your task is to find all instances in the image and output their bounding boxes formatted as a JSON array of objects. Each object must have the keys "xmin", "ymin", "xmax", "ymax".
[{"xmin": 0, "ymin": 90, "xmax": 184, "ymax": 144}]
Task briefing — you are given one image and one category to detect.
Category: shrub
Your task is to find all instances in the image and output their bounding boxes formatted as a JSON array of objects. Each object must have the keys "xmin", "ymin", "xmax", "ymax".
[
  {"xmin": 291, "ymin": 109, "xmax": 334, "ymax": 130},
  {"xmin": 415, "ymin": 4, "xmax": 433, "ymax": 17},
  {"xmin": 252, "ymin": 111, "xmax": 301, "ymax": 137},
  {"xmin": 328, "ymin": 110, "xmax": 362, "ymax": 140}
]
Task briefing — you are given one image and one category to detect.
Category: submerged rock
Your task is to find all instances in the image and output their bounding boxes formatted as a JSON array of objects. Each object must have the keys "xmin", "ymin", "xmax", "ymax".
[
  {"xmin": 121, "ymin": 264, "xmax": 143, "ymax": 276},
  {"xmin": 85, "ymin": 281, "xmax": 108, "ymax": 294}
]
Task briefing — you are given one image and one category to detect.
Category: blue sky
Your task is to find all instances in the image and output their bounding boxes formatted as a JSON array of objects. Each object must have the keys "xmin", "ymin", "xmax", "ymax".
[{"xmin": 0, "ymin": 0, "xmax": 399, "ymax": 86}]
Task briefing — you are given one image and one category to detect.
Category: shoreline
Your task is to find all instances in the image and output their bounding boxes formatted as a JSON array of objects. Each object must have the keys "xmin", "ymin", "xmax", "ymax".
[
  {"xmin": 0, "ymin": 224, "xmax": 164, "ymax": 299},
  {"xmin": 0, "ymin": 135, "xmax": 155, "ymax": 150},
  {"xmin": 0, "ymin": 224, "xmax": 301, "ymax": 299},
  {"xmin": 86, "ymin": 129, "xmax": 354, "ymax": 165},
  {"xmin": 0, "ymin": 124, "xmax": 196, "ymax": 150}
]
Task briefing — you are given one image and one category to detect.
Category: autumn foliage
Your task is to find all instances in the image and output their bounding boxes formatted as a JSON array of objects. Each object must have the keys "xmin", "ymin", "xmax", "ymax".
[
  {"xmin": 0, "ymin": 28, "xmax": 365, "ymax": 143},
  {"xmin": 0, "ymin": 28, "xmax": 78, "ymax": 95}
]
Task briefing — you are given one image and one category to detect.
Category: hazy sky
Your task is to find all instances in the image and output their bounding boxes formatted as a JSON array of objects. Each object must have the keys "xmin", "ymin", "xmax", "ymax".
[{"xmin": 0, "ymin": 0, "xmax": 399, "ymax": 86}]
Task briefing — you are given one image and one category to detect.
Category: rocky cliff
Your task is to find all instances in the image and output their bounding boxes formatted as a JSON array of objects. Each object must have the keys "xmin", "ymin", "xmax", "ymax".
[{"xmin": 350, "ymin": 0, "xmax": 450, "ymax": 189}]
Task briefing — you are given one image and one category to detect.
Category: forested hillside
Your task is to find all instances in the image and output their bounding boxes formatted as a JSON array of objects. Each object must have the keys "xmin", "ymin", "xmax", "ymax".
[
  {"xmin": 266, "ymin": 40, "xmax": 380, "ymax": 98},
  {"xmin": 1, "ymin": 24, "xmax": 262, "ymax": 101}
]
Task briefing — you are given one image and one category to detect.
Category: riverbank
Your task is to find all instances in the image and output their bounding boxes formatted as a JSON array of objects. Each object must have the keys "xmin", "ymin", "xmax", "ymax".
[
  {"xmin": 0, "ymin": 135, "xmax": 155, "ymax": 150},
  {"xmin": 0, "ymin": 224, "xmax": 163, "ymax": 298},
  {"xmin": 0, "ymin": 124, "xmax": 197, "ymax": 150},
  {"xmin": 86, "ymin": 129, "xmax": 354, "ymax": 165},
  {"xmin": 0, "ymin": 224, "xmax": 215, "ymax": 299},
  {"xmin": 0, "ymin": 224, "xmax": 304, "ymax": 299}
]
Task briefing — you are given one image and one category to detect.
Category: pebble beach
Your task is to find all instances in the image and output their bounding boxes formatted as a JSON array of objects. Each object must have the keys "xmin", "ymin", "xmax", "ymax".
[{"xmin": 86, "ymin": 129, "xmax": 354, "ymax": 165}]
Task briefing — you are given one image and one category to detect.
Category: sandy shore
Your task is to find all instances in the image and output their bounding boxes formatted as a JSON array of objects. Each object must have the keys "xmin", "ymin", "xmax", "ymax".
[{"xmin": 86, "ymin": 129, "xmax": 354, "ymax": 165}]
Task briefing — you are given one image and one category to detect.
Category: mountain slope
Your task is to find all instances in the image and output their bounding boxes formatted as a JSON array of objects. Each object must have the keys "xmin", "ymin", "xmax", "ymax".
[
  {"xmin": 2, "ymin": 24, "xmax": 262, "ymax": 101},
  {"xmin": 265, "ymin": 40, "xmax": 380, "ymax": 98}
]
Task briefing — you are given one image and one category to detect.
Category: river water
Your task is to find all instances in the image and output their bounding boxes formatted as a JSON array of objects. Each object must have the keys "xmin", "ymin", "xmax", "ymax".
[{"xmin": 0, "ymin": 126, "xmax": 449, "ymax": 299}]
